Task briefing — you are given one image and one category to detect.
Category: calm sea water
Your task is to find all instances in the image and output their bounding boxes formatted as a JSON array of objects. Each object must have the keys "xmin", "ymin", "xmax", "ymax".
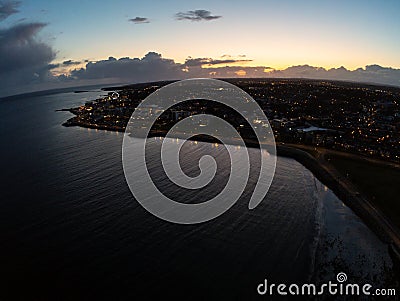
[{"xmin": 0, "ymin": 89, "xmax": 393, "ymax": 300}]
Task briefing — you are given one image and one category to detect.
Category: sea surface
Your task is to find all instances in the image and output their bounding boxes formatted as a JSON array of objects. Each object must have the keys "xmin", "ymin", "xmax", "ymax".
[{"xmin": 0, "ymin": 88, "xmax": 394, "ymax": 300}]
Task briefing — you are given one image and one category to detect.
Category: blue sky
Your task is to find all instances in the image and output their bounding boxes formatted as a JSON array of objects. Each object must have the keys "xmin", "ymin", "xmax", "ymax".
[
  {"xmin": 3, "ymin": 0, "xmax": 400, "ymax": 68},
  {"xmin": 1, "ymin": 0, "xmax": 400, "ymax": 96}
]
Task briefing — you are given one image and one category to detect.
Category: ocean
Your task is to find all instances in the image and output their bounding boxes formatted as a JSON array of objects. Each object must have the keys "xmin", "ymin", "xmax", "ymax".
[{"xmin": 0, "ymin": 88, "xmax": 394, "ymax": 300}]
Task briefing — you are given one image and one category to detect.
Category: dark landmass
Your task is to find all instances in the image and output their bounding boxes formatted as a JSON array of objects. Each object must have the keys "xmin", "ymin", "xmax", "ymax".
[{"xmin": 63, "ymin": 78, "xmax": 400, "ymax": 162}]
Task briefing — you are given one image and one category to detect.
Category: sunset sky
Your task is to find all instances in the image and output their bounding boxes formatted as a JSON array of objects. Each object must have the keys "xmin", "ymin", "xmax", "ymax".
[{"xmin": 1, "ymin": 0, "xmax": 400, "ymax": 96}]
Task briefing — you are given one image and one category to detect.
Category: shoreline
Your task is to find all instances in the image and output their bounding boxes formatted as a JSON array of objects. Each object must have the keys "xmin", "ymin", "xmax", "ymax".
[{"xmin": 276, "ymin": 144, "xmax": 400, "ymax": 264}]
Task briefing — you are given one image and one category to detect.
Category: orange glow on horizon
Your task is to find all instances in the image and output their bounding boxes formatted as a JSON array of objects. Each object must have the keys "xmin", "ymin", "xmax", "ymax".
[
  {"xmin": 234, "ymin": 70, "xmax": 246, "ymax": 76},
  {"xmin": 49, "ymin": 53, "xmax": 400, "ymax": 78}
]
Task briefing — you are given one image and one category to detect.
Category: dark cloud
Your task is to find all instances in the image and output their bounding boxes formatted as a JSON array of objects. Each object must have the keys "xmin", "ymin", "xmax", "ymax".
[
  {"xmin": 175, "ymin": 10, "xmax": 221, "ymax": 21},
  {"xmin": 0, "ymin": 22, "xmax": 54, "ymax": 71},
  {"xmin": 70, "ymin": 52, "xmax": 184, "ymax": 82},
  {"xmin": 185, "ymin": 57, "xmax": 252, "ymax": 67},
  {"xmin": 47, "ymin": 60, "xmax": 83, "ymax": 70},
  {"xmin": 62, "ymin": 59, "xmax": 81, "ymax": 66},
  {"xmin": 0, "ymin": 0, "xmax": 20, "ymax": 21},
  {"xmin": 129, "ymin": 17, "xmax": 149, "ymax": 24},
  {"xmin": 48, "ymin": 63, "xmax": 60, "ymax": 69},
  {"xmin": 0, "ymin": 22, "xmax": 57, "ymax": 93}
]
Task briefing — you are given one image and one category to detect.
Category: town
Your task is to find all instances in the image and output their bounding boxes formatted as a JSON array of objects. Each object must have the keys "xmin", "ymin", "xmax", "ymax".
[{"xmin": 63, "ymin": 78, "xmax": 400, "ymax": 163}]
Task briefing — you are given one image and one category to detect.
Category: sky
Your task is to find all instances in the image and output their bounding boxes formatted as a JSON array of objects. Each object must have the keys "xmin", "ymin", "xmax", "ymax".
[{"xmin": 1, "ymin": 0, "xmax": 400, "ymax": 97}]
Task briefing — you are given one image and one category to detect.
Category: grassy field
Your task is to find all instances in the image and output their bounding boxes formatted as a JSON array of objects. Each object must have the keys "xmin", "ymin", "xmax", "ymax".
[{"xmin": 326, "ymin": 154, "xmax": 400, "ymax": 229}]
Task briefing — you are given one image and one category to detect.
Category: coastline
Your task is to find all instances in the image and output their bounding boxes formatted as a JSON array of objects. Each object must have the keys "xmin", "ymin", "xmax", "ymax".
[
  {"xmin": 62, "ymin": 114, "xmax": 126, "ymax": 132},
  {"xmin": 276, "ymin": 144, "xmax": 400, "ymax": 264}
]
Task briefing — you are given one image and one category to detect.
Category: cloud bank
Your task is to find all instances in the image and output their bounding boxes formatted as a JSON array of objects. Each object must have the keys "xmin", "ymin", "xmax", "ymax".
[
  {"xmin": 2, "ymin": 49, "xmax": 400, "ymax": 97},
  {"xmin": 69, "ymin": 52, "xmax": 183, "ymax": 83},
  {"xmin": 62, "ymin": 60, "xmax": 82, "ymax": 66},
  {"xmin": 266, "ymin": 64, "xmax": 400, "ymax": 87},
  {"xmin": 64, "ymin": 53, "xmax": 400, "ymax": 88}
]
